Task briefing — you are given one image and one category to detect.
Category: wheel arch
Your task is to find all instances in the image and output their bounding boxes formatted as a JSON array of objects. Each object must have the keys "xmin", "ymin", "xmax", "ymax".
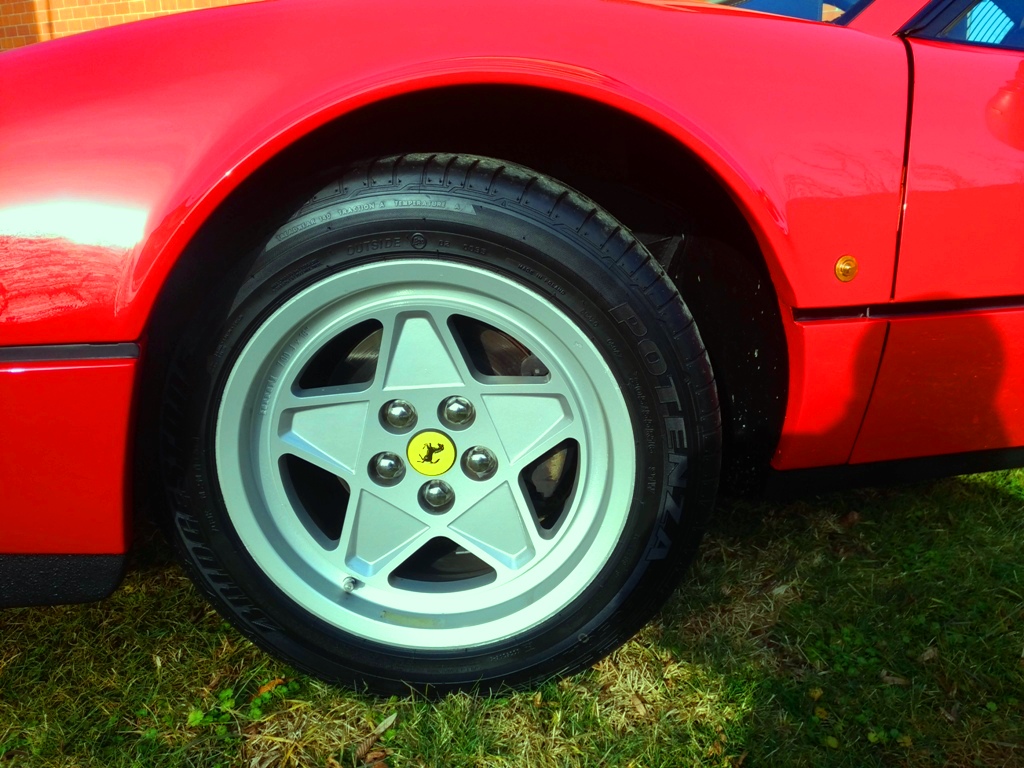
[{"xmin": 142, "ymin": 81, "xmax": 789, "ymax": 496}]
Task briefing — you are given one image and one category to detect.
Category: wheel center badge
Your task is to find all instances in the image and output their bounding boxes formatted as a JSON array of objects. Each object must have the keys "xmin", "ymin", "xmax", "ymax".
[{"xmin": 407, "ymin": 430, "xmax": 456, "ymax": 476}]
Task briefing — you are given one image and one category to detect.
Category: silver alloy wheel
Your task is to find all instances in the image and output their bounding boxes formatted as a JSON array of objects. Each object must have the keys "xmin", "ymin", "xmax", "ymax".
[
  {"xmin": 165, "ymin": 154, "xmax": 720, "ymax": 692},
  {"xmin": 215, "ymin": 259, "xmax": 636, "ymax": 650}
]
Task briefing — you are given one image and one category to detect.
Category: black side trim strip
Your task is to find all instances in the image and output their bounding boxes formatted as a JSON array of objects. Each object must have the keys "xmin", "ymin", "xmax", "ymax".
[
  {"xmin": 845, "ymin": 321, "xmax": 890, "ymax": 462},
  {"xmin": 767, "ymin": 446, "xmax": 1024, "ymax": 498},
  {"xmin": 0, "ymin": 554, "xmax": 126, "ymax": 608},
  {"xmin": 890, "ymin": 37, "xmax": 916, "ymax": 299},
  {"xmin": 794, "ymin": 293, "xmax": 1024, "ymax": 322},
  {"xmin": 0, "ymin": 342, "xmax": 140, "ymax": 363}
]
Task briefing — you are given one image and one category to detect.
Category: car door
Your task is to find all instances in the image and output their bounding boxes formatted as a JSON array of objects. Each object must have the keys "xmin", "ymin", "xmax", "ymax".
[{"xmin": 851, "ymin": 0, "xmax": 1024, "ymax": 463}]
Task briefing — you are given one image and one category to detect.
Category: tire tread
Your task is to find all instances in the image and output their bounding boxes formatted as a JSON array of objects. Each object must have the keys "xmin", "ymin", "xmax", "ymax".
[{"xmin": 160, "ymin": 152, "xmax": 721, "ymax": 695}]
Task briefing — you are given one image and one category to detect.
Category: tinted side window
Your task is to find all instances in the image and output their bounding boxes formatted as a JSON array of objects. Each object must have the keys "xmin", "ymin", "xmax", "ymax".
[{"xmin": 938, "ymin": 0, "xmax": 1024, "ymax": 48}]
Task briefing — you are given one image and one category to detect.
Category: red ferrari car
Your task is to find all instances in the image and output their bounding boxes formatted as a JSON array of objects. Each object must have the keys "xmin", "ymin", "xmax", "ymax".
[{"xmin": 2, "ymin": 0, "xmax": 1022, "ymax": 693}]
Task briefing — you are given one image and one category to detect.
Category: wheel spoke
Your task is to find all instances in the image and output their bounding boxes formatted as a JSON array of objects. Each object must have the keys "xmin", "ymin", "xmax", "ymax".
[
  {"xmin": 280, "ymin": 385, "xmax": 372, "ymax": 411},
  {"xmin": 447, "ymin": 481, "xmax": 537, "ymax": 571},
  {"xmin": 342, "ymin": 489, "xmax": 430, "ymax": 579},
  {"xmin": 276, "ymin": 393, "xmax": 371, "ymax": 479},
  {"xmin": 378, "ymin": 310, "xmax": 468, "ymax": 391},
  {"xmin": 480, "ymin": 392, "xmax": 578, "ymax": 466},
  {"xmin": 461, "ymin": 379, "xmax": 554, "ymax": 395}
]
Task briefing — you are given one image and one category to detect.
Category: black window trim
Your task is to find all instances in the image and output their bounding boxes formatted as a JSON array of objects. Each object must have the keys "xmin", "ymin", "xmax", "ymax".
[
  {"xmin": 832, "ymin": 0, "xmax": 878, "ymax": 26},
  {"xmin": 901, "ymin": 0, "xmax": 964, "ymax": 35}
]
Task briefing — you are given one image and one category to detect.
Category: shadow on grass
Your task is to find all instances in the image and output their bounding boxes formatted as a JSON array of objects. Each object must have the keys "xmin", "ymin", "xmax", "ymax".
[
  {"xmin": 656, "ymin": 473, "xmax": 1024, "ymax": 767},
  {"xmin": 0, "ymin": 513, "xmax": 274, "ymax": 766},
  {"xmin": 1, "ymin": 478, "xmax": 1021, "ymax": 767}
]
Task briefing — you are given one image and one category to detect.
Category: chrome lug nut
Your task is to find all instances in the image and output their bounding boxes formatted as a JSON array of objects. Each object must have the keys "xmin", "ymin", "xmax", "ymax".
[
  {"xmin": 371, "ymin": 451, "xmax": 405, "ymax": 483},
  {"xmin": 463, "ymin": 446, "xmax": 498, "ymax": 480},
  {"xmin": 421, "ymin": 479, "xmax": 455, "ymax": 511},
  {"xmin": 441, "ymin": 395, "xmax": 475, "ymax": 427},
  {"xmin": 382, "ymin": 399, "xmax": 417, "ymax": 430}
]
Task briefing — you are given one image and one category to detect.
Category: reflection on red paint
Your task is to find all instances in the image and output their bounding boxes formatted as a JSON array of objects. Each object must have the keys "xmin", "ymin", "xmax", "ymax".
[
  {"xmin": 0, "ymin": 200, "xmax": 146, "ymax": 249},
  {"xmin": 773, "ymin": 319, "xmax": 887, "ymax": 469},
  {"xmin": 0, "ymin": 236, "xmax": 127, "ymax": 333},
  {"xmin": 986, "ymin": 61, "xmax": 1024, "ymax": 151},
  {"xmin": 0, "ymin": 0, "xmax": 909, "ymax": 352},
  {"xmin": 896, "ymin": 41, "xmax": 1024, "ymax": 301},
  {"xmin": 853, "ymin": 310, "xmax": 1024, "ymax": 463}
]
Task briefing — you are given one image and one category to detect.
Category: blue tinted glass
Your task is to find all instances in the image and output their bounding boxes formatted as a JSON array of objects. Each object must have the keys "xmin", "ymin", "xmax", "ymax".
[{"xmin": 941, "ymin": 0, "xmax": 1024, "ymax": 47}]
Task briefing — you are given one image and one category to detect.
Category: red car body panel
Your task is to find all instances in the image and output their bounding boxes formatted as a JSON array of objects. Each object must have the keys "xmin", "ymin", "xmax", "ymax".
[
  {"xmin": 0, "ymin": 0, "xmax": 909, "ymax": 347},
  {"xmin": 7, "ymin": 0, "xmax": 1024, "ymax": 558},
  {"xmin": 773, "ymin": 318, "xmax": 889, "ymax": 468},
  {"xmin": 0, "ymin": 358, "xmax": 135, "ymax": 553},
  {"xmin": 896, "ymin": 40, "xmax": 1024, "ymax": 302},
  {"xmin": 849, "ymin": 39, "xmax": 1024, "ymax": 463},
  {"xmin": 845, "ymin": 0, "xmax": 926, "ymax": 35},
  {"xmin": 852, "ymin": 309, "xmax": 1024, "ymax": 463}
]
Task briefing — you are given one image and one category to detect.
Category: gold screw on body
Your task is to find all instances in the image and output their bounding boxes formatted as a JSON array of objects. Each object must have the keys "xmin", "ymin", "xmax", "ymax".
[{"xmin": 835, "ymin": 255, "xmax": 859, "ymax": 282}]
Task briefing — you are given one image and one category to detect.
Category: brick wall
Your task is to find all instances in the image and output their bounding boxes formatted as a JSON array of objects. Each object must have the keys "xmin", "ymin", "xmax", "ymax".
[{"xmin": 0, "ymin": 0, "xmax": 251, "ymax": 52}]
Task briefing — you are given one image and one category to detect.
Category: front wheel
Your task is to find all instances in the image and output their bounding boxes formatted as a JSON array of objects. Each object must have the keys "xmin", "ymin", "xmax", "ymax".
[{"xmin": 161, "ymin": 154, "xmax": 720, "ymax": 693}]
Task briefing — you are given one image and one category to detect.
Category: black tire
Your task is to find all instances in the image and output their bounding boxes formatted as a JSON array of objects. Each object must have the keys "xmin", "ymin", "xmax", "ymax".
[{"xmin": 160, "ymin": 154, "xmax": 720, "ymax": 694}]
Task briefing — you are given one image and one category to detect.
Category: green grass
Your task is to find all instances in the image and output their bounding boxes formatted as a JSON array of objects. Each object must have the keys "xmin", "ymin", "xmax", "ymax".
[{"xmin": 2, "ymin": 471, "xmax": 1022, "ymax": 767}]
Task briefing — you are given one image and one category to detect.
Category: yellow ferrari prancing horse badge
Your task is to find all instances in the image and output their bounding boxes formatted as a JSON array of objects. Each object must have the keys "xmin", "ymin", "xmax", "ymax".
[{"xmin": 407, "ymin": 430, "xmax": 456, "ymax": 476}]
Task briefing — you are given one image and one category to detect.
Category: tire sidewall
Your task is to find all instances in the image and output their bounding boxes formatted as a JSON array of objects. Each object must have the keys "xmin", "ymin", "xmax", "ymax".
[{"xmin": 167, "ymin": 184, "xmax": 712, "ymax": 692}]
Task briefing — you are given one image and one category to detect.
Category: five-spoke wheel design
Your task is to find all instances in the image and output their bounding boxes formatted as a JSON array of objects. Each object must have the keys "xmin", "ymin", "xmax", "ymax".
[
  {"xmin": 164, "ymin": 154, "xmax": 718, "ymax": 692},
  {"xmin": 216, "ymin": 260, "xmax": 635, "ymax": 649}
]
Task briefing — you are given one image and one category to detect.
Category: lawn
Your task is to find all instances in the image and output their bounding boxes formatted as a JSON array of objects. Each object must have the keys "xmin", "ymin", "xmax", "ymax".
[{"xmin": 2, "ymin": 472, "xmax": 1022, "ymax": 767}]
